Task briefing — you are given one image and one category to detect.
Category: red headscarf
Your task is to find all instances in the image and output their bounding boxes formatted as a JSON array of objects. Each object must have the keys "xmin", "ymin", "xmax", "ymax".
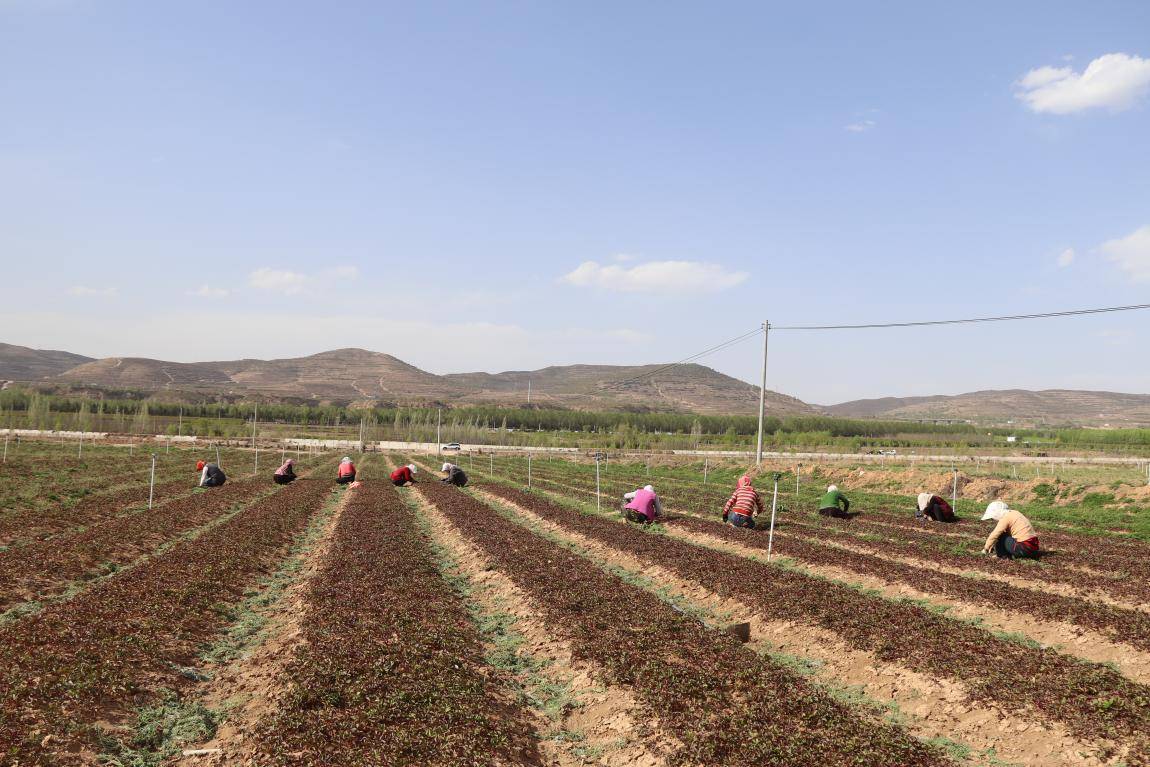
[
  {"xmin": 196, "ymin": 460, "xmax": 206, "ymax": 471},
  {"xmin": 737, "ymin": 475, "xmax": 752, "ymax": 488}
]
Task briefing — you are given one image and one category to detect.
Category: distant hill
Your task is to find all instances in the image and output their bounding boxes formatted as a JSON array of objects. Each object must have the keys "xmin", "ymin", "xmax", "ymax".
[
  {"xmin": 8, "ymin": 343, "xmax": 1148, "ymax": 424},
  {"xmin": 0, "ymin": 343, "xmax": 94, "ymax": 381},
  {"xmin": 824, "ymin": 389, "xmax": 1150, "ymax": 427},
  {"xmin": 3, "ymin": 345, "xmax": 813, "ymax": 416}
]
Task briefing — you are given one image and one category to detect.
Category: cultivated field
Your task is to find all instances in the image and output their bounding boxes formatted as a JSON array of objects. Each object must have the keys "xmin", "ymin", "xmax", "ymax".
[{"xmin": 1, "ymin": 444, "xmax": 1148, "ymax": 766}]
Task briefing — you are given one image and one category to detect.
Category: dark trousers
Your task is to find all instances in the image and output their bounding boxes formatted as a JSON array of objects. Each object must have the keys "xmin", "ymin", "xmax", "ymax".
[
  {"xmin": 729, "ymin": 512, "xmax": 755, "ymax": 529},
  {"xmin": 819, "ymin": 507, "xmax": 849, "ymax": 519},
  {"xmin": 994, "ymin": 535, "xmax": 1040, "ymax": 559},
  {"xmin": 621, "ymin": 507, "xmax": 650, "ymax": 524},
  {"xmin": 337, "ymin": 474, "xmax": 355, "ymax": 485},
  {"xmin": 274, "ymin": 474, "xmax": 295, "ymax": 485}
]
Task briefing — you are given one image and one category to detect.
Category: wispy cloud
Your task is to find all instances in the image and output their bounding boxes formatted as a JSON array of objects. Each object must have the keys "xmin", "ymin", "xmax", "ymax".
[
  {"xmin": 561, "ymin": 259, "xmax": 749, "ymax": 295},
  {"xmin": 1099, "ymin": 225, "xmax": 1150, "ymax": 282},
  {"xmin": 249, "ymin": 268, "xmax": 308, "ymax": 295},
  {"xmin": 248, "ymin": 265, "xmax": 360, "ymax": 296},
  {"xmin": 187, "ymin": 285, "xmax": 231, "ymax": 299},
  {"xmin": 1056, "ymin": 248, "xmax": 1075, "ymax": 268},
  {"xmin": 844, "ymin": 119, "xmax": 876, "ymax": 133},
  {"xmin": 1015, "ymin": 52, "xmax": 1150, "ymax": 114},
  {"xmin": 67, "ymin": 285, "xmax": 118, "ymax": 298}
]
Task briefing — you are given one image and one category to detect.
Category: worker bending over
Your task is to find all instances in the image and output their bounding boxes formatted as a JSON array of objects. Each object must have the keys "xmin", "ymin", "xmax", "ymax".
[
  {"xmin": 981, "ymin": 501, "xmax": 1040, "ymax": 559},
  {"xmin": 916, "ymin": 493, "xmax": 956, "ymax": 523},
  {"xmin": 622, "ymin": 484, "xmax": 663, "ymax": 524},
  {"xmin": 818, "ymin": 484, "xmax": 850, "ymax": 518},
  {"xmin": 273, "ymin": 458, "xmax": 297, "ymax": 485},
  {"xmin": 196, "ymin": 460, "xmax": 227, "ymax": 488},
  {"xmin": 441, "ymin": 462, "xmax": 468, "ymax": 487},
  {"xmin": 723, "ymin": 475, "xmax": 763, "ymax": 529},
  {"xmin": 337, "ymin": 456, "xmax": 357, "ymax": 485},
  {"xmin": 391, "ymin": 463, "xmax": 418, "ymax": 486}
]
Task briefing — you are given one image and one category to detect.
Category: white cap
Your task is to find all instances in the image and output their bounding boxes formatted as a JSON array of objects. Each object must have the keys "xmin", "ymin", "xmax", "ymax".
[
  {"xmin": 442, "ymin": 462, "xmax": 451, "ymax": 472},
  {"xmin": 408, "ymin": 464, "xmax": 417, "ymax": 473},
  {"xmin": 644, "ymin": 484, "xmax": 654, "ymax": 493},
  {"xmin": 917, "ymin": 493, "xmax": 932, "ymax": 512},
  {"xmin": 982, "ymin": 500, "xmax": 1009, "ymax": 521},
  {"xmin": 827, "ymin": 485, "xmax": 838, "ymax": 493},
  {"xmin": 341, "ymin": 456, "xmax": 351, "ymax": 462}
]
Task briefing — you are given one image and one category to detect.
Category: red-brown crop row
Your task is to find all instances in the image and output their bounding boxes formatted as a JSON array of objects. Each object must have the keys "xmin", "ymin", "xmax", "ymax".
[
  {"xmin": 0, "ymin": 476, "xmax": 274, "ymax": 614},
  {"xmin": 527, "ymin": 464, "xmax": 1150, "ymax": 606},
  {"xmin": 417, "ymin": 478, "xmax": 953, "ymax": 767},
  {"xmin": 659, "ymin": 505, "xmax": 1150, "ymax": 652},
  {"xmin": 0, "ymin": 476, "xmax": 331, "ymax": 765},
  {"xmin": 480, "ymin": 481, "xmax": 1150, "ymax": 761},
  {"xmin": 244, "ymin": 481, "xmax": 541, "ymax": 767}
]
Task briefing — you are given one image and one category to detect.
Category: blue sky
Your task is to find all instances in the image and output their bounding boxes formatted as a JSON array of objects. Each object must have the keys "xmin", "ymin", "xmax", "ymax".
[{"xmin": 1, "ymin": 0, "xmax": 1148, "ymax": 404}]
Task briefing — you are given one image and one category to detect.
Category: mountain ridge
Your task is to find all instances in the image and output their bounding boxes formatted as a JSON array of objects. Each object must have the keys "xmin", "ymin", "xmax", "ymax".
[{"xmin": 1, "ymin": 344, "xmax": 811, "ymax": 416}]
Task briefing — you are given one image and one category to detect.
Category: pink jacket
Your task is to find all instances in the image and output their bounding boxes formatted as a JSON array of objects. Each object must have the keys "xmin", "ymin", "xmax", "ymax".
[{"xmin": 625, "ymin": 488, "xmax": 659, "ymax": 521}]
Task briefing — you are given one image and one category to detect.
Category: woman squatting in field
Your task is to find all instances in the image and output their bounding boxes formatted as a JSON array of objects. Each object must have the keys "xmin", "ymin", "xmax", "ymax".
[
  {"xmin": 337, "ymin": 456, "xmax": 357, "ymax": 485},
  {"xmin": 981, "ymin": 500, "xmax": 1041, "ymax": 559},
  {"xmin": 722, "ymin": 475, "xmax": 764, "ymax": 528},
  {"xmin": 915, "ymin": 492, "xmax": 956, "ymax": 522},
  {"xmin": 196, "ymin": 460, "xmax": 226, "ymax": 488},
  {"xmin": 621, "ymin": 484, "xmax": 664, "ymax": 524},
  {"xmin": 273, "ymin": 458, "xmax": 296, "ymax": 485}
]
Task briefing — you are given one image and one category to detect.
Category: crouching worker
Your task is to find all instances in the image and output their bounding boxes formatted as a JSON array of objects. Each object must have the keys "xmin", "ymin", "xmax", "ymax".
[
  {"xmin": 391, "ymin": 463, "xmax": 418, "ymax": 486},
  {"xmin": 337, "ymin": 456, "xmax": 357, "ymax": 485},
  {"xmin": 818, "ymin": 484, "xmax": 850, "ymax": 518},
  {"xmin": 273, "ymin": 458, "xmax": 297, "ymax": 485},
  {"xmin": 723, "ymin": 475, "xmax": 763, "ymax": 529},
  {"xmin": 916, "ymin": 492, "xmax": 956, "ymax": 523},
  {"xmin": 622, "ymin": 484, "xmax": 663, "ymax": 524},
  {"xmin": 982, "ymin": 501, "xmax": 1040, "ymax": 559},
  {"xmin": 441, "ymin": 462, "xmax": 468, "ymax": 487},
  {"xmin": 196, "ymin": 460, "xmax": 226, "ymax": 488}
]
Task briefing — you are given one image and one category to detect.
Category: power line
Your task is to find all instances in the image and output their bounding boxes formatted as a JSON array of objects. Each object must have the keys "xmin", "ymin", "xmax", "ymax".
[
  {"xmin": 598, "ymin": 301, "xmax": 1149, "ymax": 391},
  {"xmin": 772, "ymin": 303, "xmax": 1150, "ymax": 331},
  {"xmin": 599, "ymin": 325, "xmax": 764, "ymax": 391}
]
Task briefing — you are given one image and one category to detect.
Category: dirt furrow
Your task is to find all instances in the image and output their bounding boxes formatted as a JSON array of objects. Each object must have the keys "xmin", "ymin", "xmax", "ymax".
[{"xmin": 478, "ymin": 489, "xmax": 1117, "ymax": 767}]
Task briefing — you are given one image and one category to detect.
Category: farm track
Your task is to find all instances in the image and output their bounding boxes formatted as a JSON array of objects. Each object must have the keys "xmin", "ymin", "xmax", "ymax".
[
  {"xmin": 477, "ymin": 480, "xmax": 1150, "ymax": 764},
  {"xmin": 415, "ymin": 478, "xmax": 954, "ymax": 767},
  {"xmin": 238, "ymin": 481, "xmax": 543, "ymax": 767},
  {"xmin": 0, "ymin": 475, "xmax": 278, "ymax": 616},
  {"xmin": 0, "ymin": 476, "xmax": 331, "ymax": 764},
  {"xmin": 473, "ymin": 485, "xmax": 1122, "ymax": 767}
]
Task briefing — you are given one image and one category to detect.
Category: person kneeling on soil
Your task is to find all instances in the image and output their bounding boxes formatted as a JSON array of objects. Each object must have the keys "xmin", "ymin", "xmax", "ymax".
[
  {"xmin": 391, "ymin": 463, "xmax": 418, "ymax": 486},
  {"xmin": 915, "ymin": 492, "xmax": 956, "ymax": 523},
  {"xmin": 273, "ymin": 458, "xmax": 297, "ymax": 485},
  {"xmin": 981, "ymin": 500, "xmax": 1040, "ymax": 559},
  {"xmin": 441, "ymin": 462, "xmax": 468, "ymax": 487},
  {"xmin": 337, "ymin": 456, "xmax": 357, "ymax": 485},
  {"xmin": 621, "ymin": 484, "xmax": 663, "ymax": 524},
  {"xmin": 722, "ymin": 475, "xmax": 763, "ymax": 529},
  {"xmin": 196, "ymin": 460, "xmax": 227, "ymax": 488},
  {"xmin": 818, "ymin": 484, "xmax": 850, "ymax": 518}
]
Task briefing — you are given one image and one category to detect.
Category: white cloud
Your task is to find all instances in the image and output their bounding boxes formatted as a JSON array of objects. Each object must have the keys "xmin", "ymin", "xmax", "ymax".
[
  {"xmin": 67, "ymin": 285, "xmax": 118, "ymax": 297},
  {"xmin": 1056, "ymin": 248, "xmax": 1075, "ymax": 268},
  {"xmin": 187, "ymin": 285, "xmax": 231, "ymax": 299},
  {"xmin": 1100, "ymin": 225, "xmax": 1150, "ymax": 282},
  {"xmin": 561, "ymin": 260, "xmax": 749, "ymax": 295},
  {"xmin": 844, "ymin": 120, "xmax": 876, "ymax": 133},
  {"xmin": 1015, "ymin": 53, "xmax": 1150, "ymax": 114},
  {"xmin": 249, "ymin": 268, "xmax": 308, "ymax": 295}
]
